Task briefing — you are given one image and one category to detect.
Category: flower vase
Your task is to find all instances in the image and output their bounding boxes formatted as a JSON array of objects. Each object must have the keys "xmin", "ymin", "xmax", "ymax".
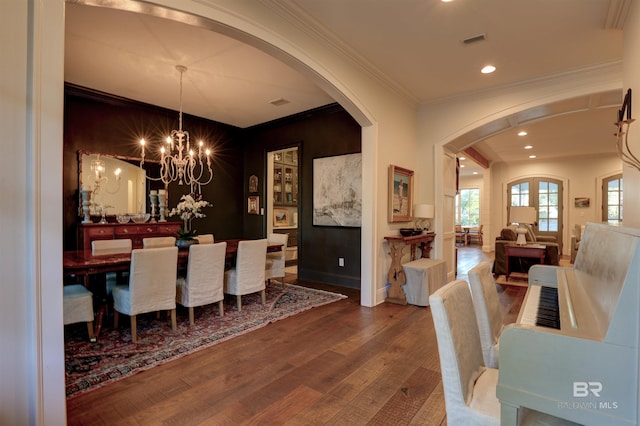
[{"xmin": 176, "ymin": 239, "xmax": 198, "ymax": 249}]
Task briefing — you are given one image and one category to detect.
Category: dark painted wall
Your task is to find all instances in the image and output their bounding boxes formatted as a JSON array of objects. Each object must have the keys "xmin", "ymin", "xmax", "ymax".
[
  {"xmin": 64, "ymin": 86, "xmax": 362, "ymax": 289},
  {"xmin": 244, "ymin": 105, "xmax": 362, "ymax": 288},
  {"xmin": 63, "ymin": 85, "xmax": 244, "ymax": 250}
]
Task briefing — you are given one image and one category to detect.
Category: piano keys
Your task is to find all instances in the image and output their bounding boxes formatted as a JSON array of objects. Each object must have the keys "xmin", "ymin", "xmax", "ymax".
[{"xmin": 497, "ymin": 223, "xmax": 640, "ymax": 426}]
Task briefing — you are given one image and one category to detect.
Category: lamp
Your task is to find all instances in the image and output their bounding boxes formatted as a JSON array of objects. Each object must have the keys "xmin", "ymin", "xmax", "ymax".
[
  {"xmin": 413, "ymin": 204, "xmax": 434, "ymax": 231},
  {"xmin": 140, "ymin": 65, "xmax": 213, "ymax": 194},
  {"xmin": 509, "ymin": 206, "xmax": 536, "ymax": 246}
]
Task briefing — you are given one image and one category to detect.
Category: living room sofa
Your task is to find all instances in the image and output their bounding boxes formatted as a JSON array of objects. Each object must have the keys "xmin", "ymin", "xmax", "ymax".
[{"xmin": 492, "ymin": 225, "xmax": 560, "ymax": 276}]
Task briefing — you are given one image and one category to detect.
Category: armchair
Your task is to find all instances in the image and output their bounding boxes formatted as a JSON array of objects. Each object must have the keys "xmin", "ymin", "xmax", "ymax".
[{"xmin": 492, "ymin": 225, "xmax": 560, "ymax": 276}]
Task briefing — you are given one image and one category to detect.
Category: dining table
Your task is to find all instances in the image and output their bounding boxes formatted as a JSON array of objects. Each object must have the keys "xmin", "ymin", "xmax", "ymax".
[{"xmin": 63, "ymin": 239, "xmax": 283, "ymax": 336}]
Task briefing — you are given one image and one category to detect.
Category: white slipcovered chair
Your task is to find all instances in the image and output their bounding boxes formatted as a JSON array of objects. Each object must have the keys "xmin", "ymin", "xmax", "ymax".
[
  {"xmin": 429, "ymin": 280, "xmax": 578, "ymax": 426},
  {"xmin": 91, "ymin": 238, "xmax": 132, "ymax": 255},
  {"xmin": 113, "ymin": 246, "xmax": 178, "ymax": 343},
  {"xmin": 91, "ymin": 239, "xmax": 132, "ymax": 293},
  {"xmin": 195, "ymin": 234, "xmax": 214, "ymax": 244},
  {"xmin": 176, "ymin": 242, "xmax": 226, "ymax": 324},
  {"xmin": 468, "ymin": 261, "xmax": 504, "ymax": 368},
  {"xmin": 224, "ymin": 239, "xmax": 268, "ymax": 311},
  {"xmin": 63, "ymin": 284, "xmax": 96, "ymax": 342},
  {"xmin": 142, "ymin": 236, "xmax": 176, "ymax": 248},
  {"xmin": 265, "ymin": 233, "xmax": 288, "ymax": 289}
]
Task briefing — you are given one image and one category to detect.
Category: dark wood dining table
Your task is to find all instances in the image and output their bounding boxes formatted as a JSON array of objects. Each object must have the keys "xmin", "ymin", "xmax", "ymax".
[{"xmin": 63, "ymin": 239, "xmax": 283, "ymax": 336}]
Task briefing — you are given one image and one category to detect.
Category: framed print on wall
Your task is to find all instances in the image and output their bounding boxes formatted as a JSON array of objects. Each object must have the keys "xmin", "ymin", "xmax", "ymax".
[
  {"xmin": 313, "ymin": 153, "xmax": 362, "ymax": 227},
  {"xmin": 388, "ymin": 165, "xmax": 414, "ymax": 222},
  {"xmin": 248, "ymin": 196, "xmax": 259, "ymax": 214}
]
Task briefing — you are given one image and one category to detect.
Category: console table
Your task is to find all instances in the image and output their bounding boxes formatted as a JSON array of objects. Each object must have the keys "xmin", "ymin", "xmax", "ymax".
[
  {"xmin": 384, "ymin": 232, "xmax": 435, "ymax": 305},
  {"xmin": 505, "ymin": 243, "xmax": 546, "ymax": 280},
  {"xmin": 77, "ymin": 222, "xmax": 182, "ymax": 250}
]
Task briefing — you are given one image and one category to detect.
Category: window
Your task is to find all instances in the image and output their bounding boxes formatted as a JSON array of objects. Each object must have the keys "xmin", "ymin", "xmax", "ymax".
[
  {"xmin": 456, "ymin": 188, "xmax": 480, "ymax": 226},
  {"xmin": 538, "ymin": 181, "xmax": 559, "ymax": 232},
  {"xmin": 603, "ymin": 174, "xmax": 623, "ymax": 223}
]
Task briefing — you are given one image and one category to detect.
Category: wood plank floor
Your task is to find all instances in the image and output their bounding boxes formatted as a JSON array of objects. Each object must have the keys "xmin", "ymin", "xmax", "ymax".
[{"xmin": 66, "ymin": 247, "xmax": 525, "ymax": 425}]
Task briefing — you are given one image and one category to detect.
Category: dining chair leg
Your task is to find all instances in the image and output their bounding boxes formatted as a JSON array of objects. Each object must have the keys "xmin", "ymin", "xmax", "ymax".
[
  {"xmin": 170, "ymin": 308, "xmax": 176, "ymax": 331},
  {"xmin": 87, "ymin": 321, "xmax": 96, "ymax": 343},
  {"xmin": 218, "ymin": 300, "xmax": 224, "ymax": 317},
  {"xmin": 188, "ymin": 307, "xmax": 195, "ymax": 325},
  {"xmin": 130, "ymin": 315, "xmax": 137, "ymax": 343},
  {"xmin": 261, "ymin": 289, "xmax": 266, "ymax": 305},
  {"xmin": 237, "ymin": 295, "xmax": 242, "ymax": 312},
  {"xmin": 113, "ymin": 310, "xmax": 119, "ymax": 328}
]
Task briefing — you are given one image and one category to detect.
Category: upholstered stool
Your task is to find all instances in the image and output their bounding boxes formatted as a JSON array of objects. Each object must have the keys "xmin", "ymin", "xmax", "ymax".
[
  {"xmin": 402, "ymin": 258, "xmax": 447, "ymax": 306},
  {"xmin": 63, "ymin": 284, "xmax": 96, "ymax": 342}
]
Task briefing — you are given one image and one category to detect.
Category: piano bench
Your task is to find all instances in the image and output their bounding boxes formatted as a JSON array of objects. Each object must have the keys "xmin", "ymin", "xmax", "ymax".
[{"xmin": 402, "ymin": 258, "xmax": 447, "ymax": 306}]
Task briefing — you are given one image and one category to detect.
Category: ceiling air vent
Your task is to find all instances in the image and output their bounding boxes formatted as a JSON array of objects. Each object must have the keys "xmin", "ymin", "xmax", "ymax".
[
  {"xmin": 269, "ymin": 98, "xmax": 290, "ymax": 106},
  {"xmin": 462, "ymin": 34, "xmax": 486, "ymax": 45}
]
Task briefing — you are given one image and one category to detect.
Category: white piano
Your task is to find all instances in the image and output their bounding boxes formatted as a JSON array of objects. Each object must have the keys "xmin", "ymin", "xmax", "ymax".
[{"xmin": 497, "ymin": 222, "xmax": 640, "ymax": 426}]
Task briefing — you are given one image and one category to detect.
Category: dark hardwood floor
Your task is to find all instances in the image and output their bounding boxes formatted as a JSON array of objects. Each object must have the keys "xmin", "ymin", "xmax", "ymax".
[{"xmin": 66, "ymin": 248, "xmax": 525, "ymax": 425}]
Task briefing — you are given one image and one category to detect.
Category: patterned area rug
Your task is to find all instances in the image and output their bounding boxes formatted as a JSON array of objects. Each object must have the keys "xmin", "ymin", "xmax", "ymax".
[{"xmin": 65, "ymin": 284, "xmax": 346, "ymax": 398}]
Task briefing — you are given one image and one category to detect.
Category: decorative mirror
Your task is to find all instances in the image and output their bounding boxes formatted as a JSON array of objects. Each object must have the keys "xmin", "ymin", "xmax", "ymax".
[{"xmin": 78, "ymin": 150, "xmax": 149, "ymax": 216}]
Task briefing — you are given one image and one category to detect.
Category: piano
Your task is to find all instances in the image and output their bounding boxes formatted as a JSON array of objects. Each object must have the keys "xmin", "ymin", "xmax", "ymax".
[{"xmin": 497, "ymin": 222, "xmax": 640, "ymax": 426}]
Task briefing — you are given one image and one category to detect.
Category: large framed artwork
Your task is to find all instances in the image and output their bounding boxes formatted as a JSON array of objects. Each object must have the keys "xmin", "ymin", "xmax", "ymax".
[
  {"xmin": 388, "ymin": 165, "xmax": 413, "ymax": 222},
  {"xmin": 313, "ymin": 153, "xmax": 362, "ymax": 227}
]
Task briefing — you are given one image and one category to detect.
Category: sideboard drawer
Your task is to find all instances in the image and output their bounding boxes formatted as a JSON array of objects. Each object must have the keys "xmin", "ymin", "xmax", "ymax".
[{"xmin": 84, "ymin": 226, "xmax": 115, "ymax": 239}]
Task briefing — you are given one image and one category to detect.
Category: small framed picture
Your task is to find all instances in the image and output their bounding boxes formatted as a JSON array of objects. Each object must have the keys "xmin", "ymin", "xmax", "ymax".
[
  {"xmin": 574, "ymin": 197, "xmax": 590, "ymax": 208},
  {"xmin": 248, "ymin": 196, "xmax": 259, "ymax": 214},
  {"xmin": 274, "ymin": 208, "xmax": 289, "ymax": 227},
  {"xmin": 388, "ymin": 165, "xmax": 414, "ymax": 222}
]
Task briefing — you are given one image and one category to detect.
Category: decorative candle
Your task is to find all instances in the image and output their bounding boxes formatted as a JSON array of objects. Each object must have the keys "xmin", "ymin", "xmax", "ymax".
[{"xmin": 150, "ymin": 190, "xmax": 157, "ymax": 195}]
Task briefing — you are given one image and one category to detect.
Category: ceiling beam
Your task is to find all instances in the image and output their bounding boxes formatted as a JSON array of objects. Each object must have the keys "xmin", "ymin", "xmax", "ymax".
[{"xmin": 463, "ymin": 147, "xmax": 490, "ymax": 169}]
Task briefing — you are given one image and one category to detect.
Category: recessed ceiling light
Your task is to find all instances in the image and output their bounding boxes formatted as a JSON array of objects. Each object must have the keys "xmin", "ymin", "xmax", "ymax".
[
  {"xmin": 518, "ymin": 131, "xmax": 527, "ymax": 136},
  {"xmin": 459, "ymin": 156, "xmax": 466, "ymax": 160},
  {"xmin": 529, "ymin": 155, "xmax": 537, "ymax": 159},
  {"xmin": 473, "ymin": 171, "xmax": 478, "ymax": 175},
  {"xmin": 441, "ymin": 0, "xmax": 454, "ymax": 2},
  {"xmin": 524, "ymin": 145, "xmax": 533, "ymax": 149},
  {"xmin": 481, "ymin": 65, "xmax": 496, "ymax": 74},
  {"xmin": 269, "ymin": 98, "xmax": 290, "ymax": 106},
  {"xmin": 460, "ymin": 164, "xmax": 465, "ymax": 168}
]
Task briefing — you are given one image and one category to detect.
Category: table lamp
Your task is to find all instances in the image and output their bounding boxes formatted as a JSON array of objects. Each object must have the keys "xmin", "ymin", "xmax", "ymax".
[
  {"xmin": 413, "ymin": 204, "xmax": 434, "ymax": 232},
  {"xmin": 509, "ymin": 206, "xmax": 537, "ymax": 245}
]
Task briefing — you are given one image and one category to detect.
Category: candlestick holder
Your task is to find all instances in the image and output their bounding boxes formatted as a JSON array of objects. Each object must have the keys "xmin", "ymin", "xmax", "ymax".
[
  {"xmin": 150, "ymin": 192, "xmax": 158, "ymax": 223},
  {"xmin": 158, "ymin": 191, "xmax": 167, "ymax": 222},
  {"xmin": 80, "ymin": 189, "xmax": 92, "ymax": 224}
]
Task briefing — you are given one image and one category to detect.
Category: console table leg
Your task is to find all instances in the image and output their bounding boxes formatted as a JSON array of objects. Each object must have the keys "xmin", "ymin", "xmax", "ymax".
[{"xmin": 386, "ymin": 241, "xmax": 407, "ymax": 305}]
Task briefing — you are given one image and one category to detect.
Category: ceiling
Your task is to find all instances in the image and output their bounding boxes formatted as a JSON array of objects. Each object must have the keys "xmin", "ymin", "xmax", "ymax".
[{"xmin": 64, "ymin": 0, "xmax": 630, "ymax": 175}]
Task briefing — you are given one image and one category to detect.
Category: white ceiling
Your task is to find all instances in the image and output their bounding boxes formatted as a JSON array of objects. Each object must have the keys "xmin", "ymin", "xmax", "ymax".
[{"xmin": 64, "ymin": 0, "xmax": 629, "ymax": 175}]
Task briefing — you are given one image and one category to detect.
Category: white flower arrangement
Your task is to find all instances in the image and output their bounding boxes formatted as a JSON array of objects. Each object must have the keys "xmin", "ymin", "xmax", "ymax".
[{"xmin": 168, "ymin": 194, "xmax": 211, "ymax": 239}]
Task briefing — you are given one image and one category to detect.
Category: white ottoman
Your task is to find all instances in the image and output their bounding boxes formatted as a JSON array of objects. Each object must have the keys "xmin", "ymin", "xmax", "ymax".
[{"xmin": 402, "ymin": 258, "xmax": 447, "ymax": 306}]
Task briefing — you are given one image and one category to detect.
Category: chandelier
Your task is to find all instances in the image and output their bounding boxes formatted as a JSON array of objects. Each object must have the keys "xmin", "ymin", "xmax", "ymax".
[{"xmin": 140, "ymin": 65, "xmax": 213, "ymax": 193}]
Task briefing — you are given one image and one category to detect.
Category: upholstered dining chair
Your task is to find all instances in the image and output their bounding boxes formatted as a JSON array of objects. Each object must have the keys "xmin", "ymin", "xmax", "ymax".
[
  {"xmin": 142, "ymin": 236, "xmax": 176, "ymax": 248},
  {"xmin": 224, "ymin": 239, "xmax": 268, "ymax": 311},
  {"xmin": 429, "ymin": 280, "xmax": 577, "ymax": 426},
  {"xmin": 91, "ymin": 238, "xmax": 133, "ymax": 293},
  {"xmin": 195, "ymin": 234, "xmax": 214, "ymax": 244},
  {"xmin": 176, "ymin": 242, "xmax": 226, "ymax": 324},
  {"xmin": 468, "ymin": 261, "xmax": 504, "ymax": 368},
  {"xmin": 265, "ymin": 233, "xmax": 288, "ymax": 289},
  {"xmin": 112, "ymin": 246, "xmax": 178, "ymax": 343},
  {"xmin": 63, "ymin": 284, "xmax": 96, "ymax": 342}
]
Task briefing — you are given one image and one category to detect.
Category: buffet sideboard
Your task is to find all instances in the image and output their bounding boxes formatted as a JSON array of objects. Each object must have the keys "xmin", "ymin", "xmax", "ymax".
[{"xmin": 77, "ymin": 222, "xmax": 181, "ymax": 250}]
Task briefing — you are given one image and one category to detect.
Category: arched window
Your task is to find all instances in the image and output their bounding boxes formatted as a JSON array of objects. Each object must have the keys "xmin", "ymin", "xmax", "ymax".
[{"xmin": 602, "ymin": 174, "xmax": 623, "ymax": 223}]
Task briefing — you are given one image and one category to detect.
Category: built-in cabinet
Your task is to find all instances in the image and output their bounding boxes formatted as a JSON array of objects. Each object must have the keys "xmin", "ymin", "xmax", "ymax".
[{"xmin": 273, "ymin": 149, "xmax": 298, "ymax": 206}]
